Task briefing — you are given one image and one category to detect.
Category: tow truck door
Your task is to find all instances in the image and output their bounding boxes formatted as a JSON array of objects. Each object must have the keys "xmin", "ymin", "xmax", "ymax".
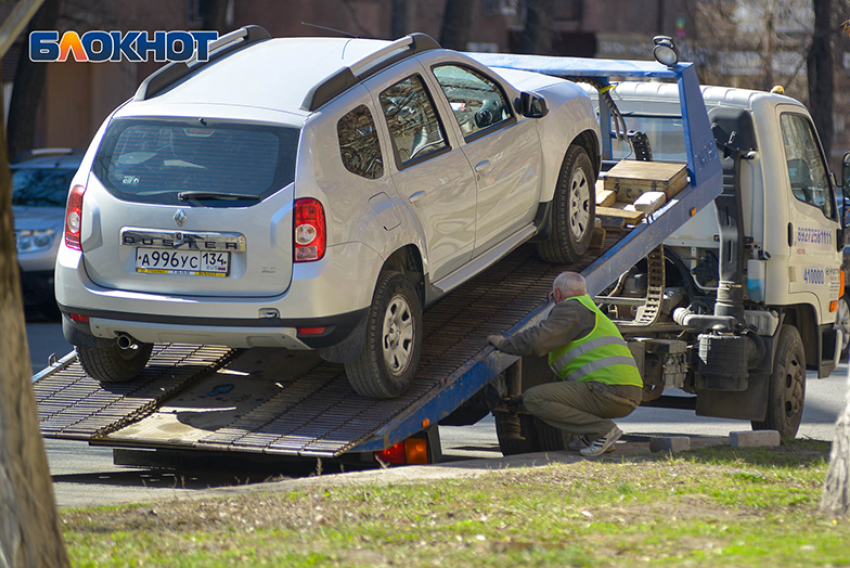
[{"xmin": 778, "ymin": 106, "xmax": 842, "ymax": 313}]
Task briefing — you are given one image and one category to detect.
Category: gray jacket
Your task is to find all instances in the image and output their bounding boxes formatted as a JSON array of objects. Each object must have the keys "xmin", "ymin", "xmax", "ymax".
[{"xmin": 497, "ymin": 299, "xmax": 596, "ymax": 358}]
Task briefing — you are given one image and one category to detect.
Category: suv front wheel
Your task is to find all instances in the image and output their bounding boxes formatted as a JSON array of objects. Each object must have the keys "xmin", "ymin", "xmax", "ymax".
[
  {"xmin": 345, "ymin": 271, "xmax": 423, "ymax": 399},
  {"xmin": 78, "ymin": 341, "xmax": 153, "ymax": 384},
  {"xmin": 536, "ymin": 144, "xmax": 596, "ymax": 264}
]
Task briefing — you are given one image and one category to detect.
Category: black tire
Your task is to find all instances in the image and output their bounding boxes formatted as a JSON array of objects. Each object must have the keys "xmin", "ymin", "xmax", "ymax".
[
  {"xmin": 536, "ymin": 145, "xmax": 596, "ymax": 264},
  {"xmin": 77, "ymin": 342, "xmax": 154, "ymax": 384},
  {"xmin": 751, "ymin": 324, "xmax": 806, "ymax": 438},
  {"xmin": 837, "ymin": 296, "xmax": 850, "ymax": 361},
  {"xmin": 344, "ymin": 271, "xmax": 423, "ymax": 399},
  {"xmin": 495, "ymin": 412, "xmax": 540, "ymax": 455},
  {"xmin": 533, "ymin": 417, "xmax": 571, "ymax": 451}
]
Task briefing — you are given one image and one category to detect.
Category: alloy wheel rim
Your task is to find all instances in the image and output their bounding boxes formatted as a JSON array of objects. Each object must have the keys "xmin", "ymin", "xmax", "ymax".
[
  {"xmin": 382, "ymin": 295, "xmax": 414, "ymax": 376},
  {"xmin": 784, "ymin": 353, "xmax": 805, "ymax": 420},
  {"xmin": 569, "ymin": 168, "xmax": 590, "ymax": 240}
]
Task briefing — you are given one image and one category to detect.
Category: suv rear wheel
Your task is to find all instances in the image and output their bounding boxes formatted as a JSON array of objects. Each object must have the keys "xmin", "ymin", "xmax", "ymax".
[
  {"xmin": 345, "ymin": 271, "xmax": 422, "ymax": 399},
  {"xmin": 537, "ymin": 145, "xmax": 596, "ymax": 264},
  {"xmin": 78, "ymin": 341, "xmax": 153, "ymax": 384}
]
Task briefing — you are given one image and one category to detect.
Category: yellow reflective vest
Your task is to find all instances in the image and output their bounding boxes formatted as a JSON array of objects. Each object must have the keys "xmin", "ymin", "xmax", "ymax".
[{"xmin": 547, "ymin": 295, "xmax": 643, "ymax": 387}]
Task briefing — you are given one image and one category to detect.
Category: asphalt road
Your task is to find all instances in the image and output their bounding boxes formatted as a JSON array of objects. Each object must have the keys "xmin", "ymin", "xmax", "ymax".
[{"xmin": 26, "ymin": 317, "xmax": 849, "ymax": 509}]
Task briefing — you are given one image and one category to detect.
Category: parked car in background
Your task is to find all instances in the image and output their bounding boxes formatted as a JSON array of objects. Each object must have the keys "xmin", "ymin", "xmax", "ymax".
[{"xmin": 12, "ymin": 148, "xmax": 82, "ymax": 318}]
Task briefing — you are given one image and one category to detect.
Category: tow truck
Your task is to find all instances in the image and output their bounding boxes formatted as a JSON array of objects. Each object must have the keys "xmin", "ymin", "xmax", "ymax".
[{"xmin": 34, "ymin": 42, "xmax": 843, "ymax": 466}]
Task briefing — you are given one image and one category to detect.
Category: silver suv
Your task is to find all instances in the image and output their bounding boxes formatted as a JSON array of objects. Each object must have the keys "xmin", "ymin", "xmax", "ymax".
[{"xmin": 56, "ymin": 27, "xmax": 600, "ymax": 398}]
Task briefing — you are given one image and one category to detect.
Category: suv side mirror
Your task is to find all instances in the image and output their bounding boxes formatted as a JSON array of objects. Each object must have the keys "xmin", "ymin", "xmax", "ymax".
[{"xmin": 516, "ymin": 92, "xmax": 548, "ymax": 118}]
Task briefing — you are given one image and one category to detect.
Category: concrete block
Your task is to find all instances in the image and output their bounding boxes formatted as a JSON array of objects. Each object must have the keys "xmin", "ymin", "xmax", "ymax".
[
  {"xmin": 649, "ymin": 437, "xmax": 691, "ymax": 453},
  {"xmin": 729, "ymin": 430, "xmax": 781, "ymax": 448}
]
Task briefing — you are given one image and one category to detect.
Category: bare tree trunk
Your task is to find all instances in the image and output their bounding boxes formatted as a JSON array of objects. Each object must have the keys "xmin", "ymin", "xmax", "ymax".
[
  {"xmin": 520, "ymin": 0, "xmax": 554, "ymax": 55},
  {"xmin": 807, "ymin": 0, "xmax": 834, "ymax": 159},
  {"xmin": 200, "ymin": 0, "xmax": 230, "ymax": 34},
  {"xmin": 439, "ymin": 0, "xmax": 473, "ymax": 51},
  {"xmin": 0, "ymin": 58, "xmax": 70, "ymax": 568},
  {"xmin": 391, "ymin": 0, "xmax": 414, "ymax": 39},
  {"xmin": 822, "ymin": 369, "xmax": 850, "ymax": 517},
  {"xmin": 6, "ymin": 0, "xmax": 60, "ymax": 162}
]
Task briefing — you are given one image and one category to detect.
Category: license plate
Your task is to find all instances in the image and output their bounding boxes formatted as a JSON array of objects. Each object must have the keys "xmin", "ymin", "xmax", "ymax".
[{"xmin": 135, "ymin": 248, "xmax": 230, "ymax": 277}]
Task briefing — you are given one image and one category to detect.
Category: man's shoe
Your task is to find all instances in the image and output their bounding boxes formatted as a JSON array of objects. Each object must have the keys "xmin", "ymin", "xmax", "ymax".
[
  {"xmin": 567, "ymin": 435, "xmax": 589, "ymax": 451},
  {"xmin": 580, "ymin": 426, "xmax": 623, "ymax": 457}
]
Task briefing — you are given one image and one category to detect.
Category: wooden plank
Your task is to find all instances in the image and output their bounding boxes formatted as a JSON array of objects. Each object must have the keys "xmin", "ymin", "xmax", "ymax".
[
  {"xmin": 596, "ymin": 205, "xmax": 645, "ymax": 223},
  {"xmin": 0, "ymin": 0, "xmax": 46, "ymax": 58},
  {"xmin": 590, "ymin": 227, "xmax": 607, "ymax": 249},
  {"xmin": 595, "ymin": 189, "xmax": 616, "ymax": 207}
]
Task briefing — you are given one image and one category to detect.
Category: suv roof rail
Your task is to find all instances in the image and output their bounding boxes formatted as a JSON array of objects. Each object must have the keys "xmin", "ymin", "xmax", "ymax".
[
  {"xmin": 302, "ymin": 33, "xmax": 440, "ymax": 112},
  {"xmin": 13, "ymin": 148, "xmax": 82, "ymax": 163},
  {"xmin": 134, "ymin": 25, "xmax": 272, "ymax": 102}
]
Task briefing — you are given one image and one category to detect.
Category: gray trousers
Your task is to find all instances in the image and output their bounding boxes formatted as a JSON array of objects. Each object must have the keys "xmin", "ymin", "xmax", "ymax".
[{"xmin": 522, "ymin": 381, "xmax": 642, "ymax": 441}]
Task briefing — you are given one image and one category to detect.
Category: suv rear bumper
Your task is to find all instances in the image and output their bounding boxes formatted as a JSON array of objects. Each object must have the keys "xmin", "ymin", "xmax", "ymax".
[
  {"xmin": 56, "ymin": 239, "xmax": 383, "ymax": 320},
  {"xmin": 60, "ymin": 307, "xmax": 368, "ymax": 349}
]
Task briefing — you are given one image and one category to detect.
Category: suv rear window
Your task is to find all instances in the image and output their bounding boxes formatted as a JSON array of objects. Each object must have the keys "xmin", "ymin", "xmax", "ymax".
[{"xmin": 93, "ymin": 118, "xmax": 299, "ymax": 206}]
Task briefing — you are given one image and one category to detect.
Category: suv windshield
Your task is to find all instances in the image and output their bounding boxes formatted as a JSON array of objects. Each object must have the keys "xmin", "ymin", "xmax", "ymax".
[
  {"xmin": 12, "ymin": 167, "xmax": 77, "ymax": 207},
  {"xmin": 94, "ymin": 118, "xmax": 300, "ymax": 206}
]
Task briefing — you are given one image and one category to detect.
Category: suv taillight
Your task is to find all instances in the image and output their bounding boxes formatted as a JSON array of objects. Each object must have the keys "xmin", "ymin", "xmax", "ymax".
[
  {"xmin": 65, "ymin": 185, "xmax": 86, "ymax": 250},
  {"xmin": 294, "ymin": 198, "xmax": 325, "ymax": 262}
]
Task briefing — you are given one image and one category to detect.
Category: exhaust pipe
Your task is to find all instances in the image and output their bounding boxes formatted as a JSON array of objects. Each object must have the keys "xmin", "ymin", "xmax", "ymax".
[{"xmin": 116, "ymin": 333, "xmax": 139, "ymax": 350}]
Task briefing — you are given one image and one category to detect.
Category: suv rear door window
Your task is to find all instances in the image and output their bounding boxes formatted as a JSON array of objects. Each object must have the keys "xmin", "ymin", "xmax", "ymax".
[
  {"xmin": 379, "ymin": 74, "xmax": 448, "ymax": 168},
  {"xmin": 94, "ymin": 118, "xmax": 299, "ymax": 206},
  {"xmin": 337, "ymin": 105, "xmax": 384, "ymax": 179}
]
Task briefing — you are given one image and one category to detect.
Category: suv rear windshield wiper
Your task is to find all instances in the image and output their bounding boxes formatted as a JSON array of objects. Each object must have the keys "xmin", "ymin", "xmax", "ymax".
[{"xmin": 178, "ymin": 191, "xmax": 262, "ymax": 201}]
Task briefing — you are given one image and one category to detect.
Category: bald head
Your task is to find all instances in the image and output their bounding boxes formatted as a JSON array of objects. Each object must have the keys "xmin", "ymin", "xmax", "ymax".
[{"xmin": 552, "ymin": 272, "xmax": 587, "ymax": 300}]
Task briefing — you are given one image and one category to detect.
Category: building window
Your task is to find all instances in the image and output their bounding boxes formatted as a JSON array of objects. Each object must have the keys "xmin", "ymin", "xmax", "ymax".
[
  {"xmin": 187, "ymin": 0, "xmax": 203, "ymax": 27},
  {"xmin": 484, "ymin": 0, "xmax": 518, "ymax": 16}
]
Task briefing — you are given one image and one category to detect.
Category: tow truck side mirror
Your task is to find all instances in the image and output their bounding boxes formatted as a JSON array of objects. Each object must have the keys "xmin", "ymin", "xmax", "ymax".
[{"xmin": 516, "ymin": 92, "xmax": 548, "ymax": 118}]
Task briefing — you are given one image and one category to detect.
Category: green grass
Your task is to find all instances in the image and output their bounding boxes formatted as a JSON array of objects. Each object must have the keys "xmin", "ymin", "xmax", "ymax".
[{"xmin": 62, "ymin": 439, "xmax": 850, "ymax": 567}]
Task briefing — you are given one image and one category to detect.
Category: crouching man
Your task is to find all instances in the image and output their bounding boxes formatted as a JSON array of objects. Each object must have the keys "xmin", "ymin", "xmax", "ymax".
[{"xmin": 488, "ymin": 271, "xmax": 643, "ymax": 457}]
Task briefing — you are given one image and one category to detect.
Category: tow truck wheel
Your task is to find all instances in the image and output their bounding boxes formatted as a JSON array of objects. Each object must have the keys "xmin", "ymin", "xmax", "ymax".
[
  {"xmin": 533, "ymin": 418, "xmax": 572, "ymax": 451},
  {"xmin": 537, "ymin": 145, "xmax": 595, "ymax": 264},
  {"xmin": 751, "ymin": 324, "xmax": 806, "ymax": 438},
  {"xmin": 77, "ymin": 341, "xmax": 154, "ymax": 384},
  {"xmin": 345, "ymin": 271, "xmax": 422, "ymax": 399},
  {"xmin": 837, "ymin": 297, "xmax": 850, "ymax": 360}
]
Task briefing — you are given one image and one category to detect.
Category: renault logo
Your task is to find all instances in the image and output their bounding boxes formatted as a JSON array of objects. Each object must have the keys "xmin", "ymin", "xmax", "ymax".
[{"xmin": 174, "ymin": 209, "xmax": 187, "ymax": 227}]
